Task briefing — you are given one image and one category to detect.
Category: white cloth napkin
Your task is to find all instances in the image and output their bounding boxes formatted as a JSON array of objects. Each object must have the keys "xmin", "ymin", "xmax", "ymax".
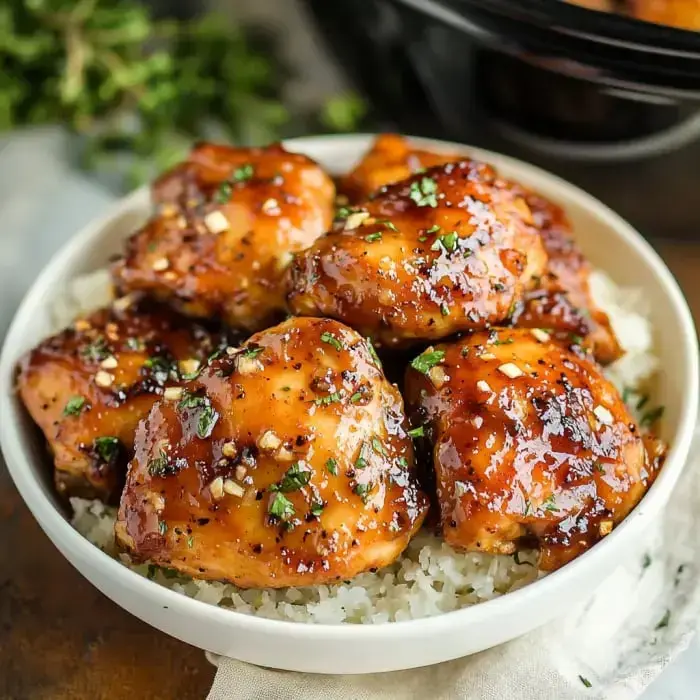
[{"xmin": 207, "ymin": 426, "xmax": 700, "ymax": 700}]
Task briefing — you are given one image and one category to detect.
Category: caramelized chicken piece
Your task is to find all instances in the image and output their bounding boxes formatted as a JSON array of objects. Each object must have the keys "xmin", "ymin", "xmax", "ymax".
[
  {"xmin": 341, "ymin": 135, "xmax": 621, "ymax": 362},
  {"xmin": 116, "ymin": 317, "xmax": 428, "ymax": 588},
  {"xmin": 509, "ymin": 190, "xmax": 623, "ymax": 364},
  {"xmin": 340, "ymin": 133, "xmax": 455, "ymax": 202},
  {"xmin": 404, "ymin": 328, "xmax": 664, "ymax": 570},
  {"xmin": 287, "ymin": 161, "xmax": 547, "ymax": 348},
  {"xmin": 112, "ymin": 142, "xmax": 335, "ymax": 332},
  {"xmin": 17, "ymin": 297, "xmax": 228, "ymax": 503}
]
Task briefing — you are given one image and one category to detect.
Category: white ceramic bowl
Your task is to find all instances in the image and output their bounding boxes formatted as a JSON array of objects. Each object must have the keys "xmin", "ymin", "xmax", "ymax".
[{"xmin": 1, "ymin": 135, "xmax": 698, "ymax": 675}]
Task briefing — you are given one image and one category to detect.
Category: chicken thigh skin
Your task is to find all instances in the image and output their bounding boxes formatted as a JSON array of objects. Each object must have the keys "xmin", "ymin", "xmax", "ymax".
[
  {"xmin": 404, "ymin": 328, "xmax": 663, "ymax": 570},
  {"xmin": 116, "ymin": 317, "xmax": 428, "ymax": 588}
]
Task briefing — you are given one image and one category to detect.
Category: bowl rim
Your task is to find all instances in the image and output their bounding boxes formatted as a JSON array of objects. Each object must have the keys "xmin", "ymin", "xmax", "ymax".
[{"xmin": 1, "ymin": 132, "xmax": 697, "ymax": 642}]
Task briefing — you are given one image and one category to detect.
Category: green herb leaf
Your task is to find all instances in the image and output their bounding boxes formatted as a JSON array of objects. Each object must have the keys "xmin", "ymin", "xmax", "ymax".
[
  {"xmin": 320, "ymin": 332, "xmax": 344, "ymax": 351},
  {"xmin": 371, "ymin": 437, "xmax": 388, "ymax": 456},
  {"xmin": 425, "ymin": 224, "xmax": 441, "ymax": 234},
  {"xmin": 655, "ymin": 610, "xmax": 671, "ymax": 630},
  {"xmin": 187, "ymin": 535, "xmax": 194, "ymax": 548},
  {"xmin": 178, "ymin": 391, "xmax": 206, "ymax": 410},
  {"xmin": 326, "ymin": 458, "xmax": 339, "ymax": 476},
  {"xmin": 410, "ymin": 350, "xmax": 445, "ymax": 375},
  {"xmin": 409, "ymin": 177, "xmax": 438, "ymax": 208},
  {"xmin": 310, "ymin": 501, "xmax": 324, "ymax": 517},
  {"xmin": 407, "ymin": 426, "xmax": 425, "ymax": 439},
  {"xmin": 94, "ymin": 436, "xmax": 120, "ymax": 463},
  {"xmin": 642, "ymin": 553, "xmax": 652, "ymax": 570},
  {"xmin": 579, "ymin": 675, "xmax": 592, "ymax": 688},
  {"xmin": 314, "ymin": 392, "xmax": 342, "ymax": 406},
  {"xmin": 378, "ymin": 219, "xmax": 398, "ymax": 232},
  {"xmin": 542, "ymin": 495, "xmax": 559, "ymax": 513},
  {"xmin": 365, "ymin": 232, "xmax": 382, "ymax": 243},
  {"xmin": 431, "ymin": 231, "xmax": 458, "ymax": 252},
  {"xmin": 233, "ymin": 163, "xmax": 254, "ymax": 182},
  {"xmin": 268, "ymin": 492, "xmax": 295, "ymax": 520},
  {"xmin": 276, "ymin": 462, "xmax": 312, "ymax": 492},
  {"xmin": 350, "ymin": 392, "xmax": 362, "ymax": 403},
  {"xmin": 80, "ymin": 337, "xmax": 109, "ymax": 363},
  {"xmin": 242, "ymin": 344, "xmax": 264, "ymax": 359},
  {"xmin": 197, "ymin": 404, "xmax": 219, "ymax": 439},
  {"xmin": 366, "ymin": 338, "xmax": 382, "ymax": 368},
  {"xmin": 159, "ymin": 521, "xmax": 168, "ymax": 536},
  {"xmin": 353, "ymin": 482, "xmax": 372, "ymax": 503},
  {"xmin": 63, "ymin": 396, "xmax": 87, "ymax": 416},
  {"xmin": 440, "ymin": 303, "xmax": 450, "ymax": 317}
]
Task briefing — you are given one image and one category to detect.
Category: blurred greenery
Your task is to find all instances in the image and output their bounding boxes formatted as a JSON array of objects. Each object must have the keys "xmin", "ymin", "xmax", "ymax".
[{"xmin": 0, "ymin": 0, "xmax": 366, "ymax": 189}]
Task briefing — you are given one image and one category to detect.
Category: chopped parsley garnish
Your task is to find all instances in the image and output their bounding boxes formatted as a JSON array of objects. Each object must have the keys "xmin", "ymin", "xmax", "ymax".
[
  {"xmin": 492, "ymin": 338, "xmax": 514, "ymax": 346},
  {"xmin": 159, "ymin": 521, "xmax": 168, "ymax": 536},
  {"xmin": 355, "ymin": 444, "xmax": 369, "ymax": 469},
  {"xmin": 642, "ymin": 553, "xmax": 652, "ymax": 570},
  {"xmin": 144, "ymin": 355, "xmax": 175, "ymax": 383},
  {"xmin": 569, "ymin": 334, "xmax": 585, "ymax": 345},
  {"xmin": 310, "ymin": 501, "xmax": 324, "ymax": 517},
  {"xmin": 366, "ymin": 338, "xmax": 382, "ymax": 368},
  {"xmin": 594, "ymin": 461, "xmax": 605, "ymax": 473},
  {"xmin": 178, "ymin": 391, "xmax": 206, "ymax": 410},
  {"xmin": 493, "ymin": 282, "xmax": 506, "ymax": 292},
  {"xmin": 353, "ymin": 482, "xmax": 372, "ymax": 503},
  {"xmin": 378, "ymin": 219, "xmax": 398, "ymax": 232},
  {"xmin": 233, "ymin": 163, "xmax": 254, "ymax": 182},
  {"xmin": 147, "ymin": 448, "xmax": 181, "ymax": 478},
  {"xmin": 326, "ymin": 458, "xmax": 339, "ymax": 476},
  {"xmin": 242, "ymin": 344, "xmax": 264, "ymax": 359},
  {"xmin": 409, "ymin": 177, "xmax": 438, "ymax": 207},
  {"xmin": 371, "ymin": 437, "xmax": 387, "ymax": 456},
  {"xmin": 636, "ymin": 394, "xmax": 650, "ymax": 411},
  {"xmin": 187, "ymin": 535, "xmax": 194, "ymax": 548},
  {"xmin": 314, "ymin": 392, "xmax": 342, "ymax": 406},
  {"xmin": 410, "ymin": 349, "xmax": 445, "ymax": 375},
  {"xmin": 655, "ymin": 610, "xmax": 671, "ymax": 630},
  {"xmin": 320, "ymin": 332, "xmax": 344, "ymax": 351},
  {"xmin": 542, "ymin": 495, "xmax": 559, "ymax": 512},
  {"xmin": 365, "ymin": 232, "xmax": 383, "ymax": 243},
  {"xmin": 621, "ymin": 386, "xmax": 633, "ymax": 405},
  {"xmin": 425, "ymin": 224, "xmax": 441, "ymax": 235},
  {"xmin": 335, "ymin": 206, "xmax": 353, "ymax": 221},
  {"xmin": 407, "ymin": 426, "xmax": 424, "ymax": 439},
  {"xmin": 579, "ymin": 676, "xmax": 592, "ymax": 688},
  {"xmin": 94, "ymin": 436, "xmax": 120, "ymax": 463},
  {"xmin": 268, "ymin": 492, "xmax": 295, "ymax": 520},
  {"xmin": 214, "ymin": 181, "xmax": 232, "ymax": 204},
  {"xmin": 640, "ymin": 405, "xmax": 664, "ymax": 428},
  {"xmin": 80, "ymin": 337, "xmax": 109, "ymax": 362},
  {"xmin": 350, "ymin": 392, "xmax": 362, "ymax": 403},
  {"xmin": 271, "ymin": 462, "xmax": 312, "ymax": 492},
  {"xmin": 440, "ymin": 303, "xmax": 450, "ymax": 317},
  {"xmin": 197, "ymin": 404, "xmax": 219, "ymax": 439},
  {"xmin": 431, "ymin": 231, "xmax": 458, "ymax": 252},
  {"xmin": 63, "ymin": 396, "xmax": 86, "ymax": 416},
  {"xmin": 461, "ymin": 347, "xmax": 470, "ymax": 357}
]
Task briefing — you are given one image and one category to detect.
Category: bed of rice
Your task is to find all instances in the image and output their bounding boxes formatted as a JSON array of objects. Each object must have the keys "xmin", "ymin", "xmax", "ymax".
[{"xmin": 67, "ymin": 269, "xmax": 659, "ymax": 624}]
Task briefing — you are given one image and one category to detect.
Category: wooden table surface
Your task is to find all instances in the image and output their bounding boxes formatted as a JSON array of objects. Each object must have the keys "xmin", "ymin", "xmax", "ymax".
[{"xmin": 1, "ymin": 242, "xmax": 698, "ymax": 700}]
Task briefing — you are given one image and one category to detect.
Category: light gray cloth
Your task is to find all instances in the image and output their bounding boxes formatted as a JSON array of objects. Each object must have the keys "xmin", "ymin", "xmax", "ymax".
[{"xmin": 207, "ymin": 426, "xmax": 700, "ymax": 700}]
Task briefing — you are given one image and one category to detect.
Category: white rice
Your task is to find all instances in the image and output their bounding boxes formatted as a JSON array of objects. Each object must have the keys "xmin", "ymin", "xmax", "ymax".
[{"xmin": 68, "ymin": 269, "xmax": 659, "ymax": 624}]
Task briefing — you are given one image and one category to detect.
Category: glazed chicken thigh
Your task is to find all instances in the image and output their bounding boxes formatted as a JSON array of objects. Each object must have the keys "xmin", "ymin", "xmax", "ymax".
[
  {"xmin": 404, "ymin": 328, "xmax": 664, "ymax": 570},
  {"xmin": 116, "ymin": 317, "xmax": 428, "ymax": 588},
  {"xmin": 113, "ymin": 142, "xmax": 335, "ymax": 332},
  {"xmin": 341, "ymin": 135, "xmax": 621, "ymax": 362},
  {"xmin": 287, "ymin": 161, "xmax": 547, "ymax": 348},
  {"xmin": 17, "ymin": 297, "xmax": 228, "ymax": 502}
]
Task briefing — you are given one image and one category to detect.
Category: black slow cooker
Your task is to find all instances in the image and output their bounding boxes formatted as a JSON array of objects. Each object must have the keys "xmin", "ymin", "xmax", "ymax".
[{"xmin": 302, "ymin": 0, "xmax": 700, "ymax": 239}]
